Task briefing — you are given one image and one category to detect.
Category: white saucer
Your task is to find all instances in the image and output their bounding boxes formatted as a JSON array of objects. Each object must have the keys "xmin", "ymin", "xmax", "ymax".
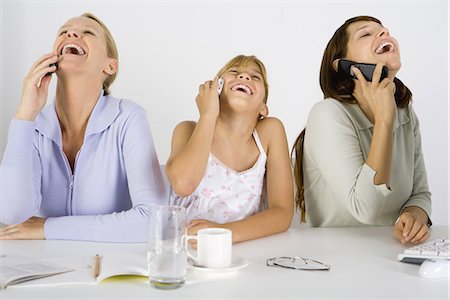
[{"xmin": 188, "ymin": 256, "xmax": 249, "ymax": 272}]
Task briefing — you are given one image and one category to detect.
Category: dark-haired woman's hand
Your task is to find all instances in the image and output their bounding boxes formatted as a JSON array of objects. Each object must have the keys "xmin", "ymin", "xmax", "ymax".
[
  {"xmin": 393, "ymin": 207, "xmax": 429, "ymax": 244},
  {"xmin": 15, "ymin": 53, "xmax": 58, "ymax": 121},
  {"xmin": 353, "ymin": 63, "xmax": 397, "ymax": 186},
  {"xmin": 352, "ymin": 63, "xmax": 397, "ymax": 126}
]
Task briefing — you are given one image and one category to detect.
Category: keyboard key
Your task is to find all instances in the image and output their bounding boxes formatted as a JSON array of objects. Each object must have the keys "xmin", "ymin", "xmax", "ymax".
[{"xmin": 398, "ymin": 237, "xmax": 450, "ymax": 264}]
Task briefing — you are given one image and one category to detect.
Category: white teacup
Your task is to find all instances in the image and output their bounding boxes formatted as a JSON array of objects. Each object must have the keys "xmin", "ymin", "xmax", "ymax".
[{"xmin": 187, "ymin": 228, "xmax": 232, "ymax": 269}]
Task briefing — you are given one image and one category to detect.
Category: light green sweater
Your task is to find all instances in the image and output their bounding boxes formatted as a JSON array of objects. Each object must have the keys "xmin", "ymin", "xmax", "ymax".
[{"xmin": 303, "ymin": 98, "xmax": 431, "ymax": 226}]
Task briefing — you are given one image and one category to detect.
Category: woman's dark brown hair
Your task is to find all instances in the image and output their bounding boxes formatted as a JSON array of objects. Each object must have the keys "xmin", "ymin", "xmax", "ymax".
[{"xmin": 292, "ymin": 16, "xmax": 412, "ymax": 222}]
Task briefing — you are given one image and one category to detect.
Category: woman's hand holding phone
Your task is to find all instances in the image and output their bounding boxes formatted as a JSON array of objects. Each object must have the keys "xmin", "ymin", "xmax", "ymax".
[
  {"xmin": 15, "ymin": 53, "xmax": 58, "ymax": 121},
  {"xmin": 352, "ymin": 63, "xmax": 397, "ymax": 126},
  {"xmin": 195, "ymin": 77, "xmax": 222, "ymax": 119}
]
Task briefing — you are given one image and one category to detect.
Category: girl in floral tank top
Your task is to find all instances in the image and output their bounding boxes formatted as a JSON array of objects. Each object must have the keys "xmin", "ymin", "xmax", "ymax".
[
  {"xmin": 170, "ymin": 129, "xmax": 266, "ymax": 223},
  {"xmin": 166, "ymin": 55, "xmax": 293, "ymax": 243}
]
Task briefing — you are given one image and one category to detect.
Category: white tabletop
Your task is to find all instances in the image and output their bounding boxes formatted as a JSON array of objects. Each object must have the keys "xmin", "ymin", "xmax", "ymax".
[{"xmin": 1, "ymin": 225, "xmax": 448, "ymax": 299}]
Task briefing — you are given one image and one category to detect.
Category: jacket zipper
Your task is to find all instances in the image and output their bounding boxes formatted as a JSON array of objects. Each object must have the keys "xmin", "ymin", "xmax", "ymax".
[{"xmin": 61, "ymin": 149, "xmax": 80, "ymax": 216}]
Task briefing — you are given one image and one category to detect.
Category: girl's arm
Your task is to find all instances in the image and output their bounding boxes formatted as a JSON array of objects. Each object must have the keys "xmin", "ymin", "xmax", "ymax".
[
  {"xmin": 188, "ymin": 117, "xmax": 294, "ymax": 243},
  {"xmin": 166, "ymin": 79, "xmax": 220, "ymax": 197}
]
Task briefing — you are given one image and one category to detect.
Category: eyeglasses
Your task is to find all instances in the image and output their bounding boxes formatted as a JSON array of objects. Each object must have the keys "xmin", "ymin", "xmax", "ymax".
[{"xmin": 266, "ymin": 256, "xmax": 330, "ymax": 271}]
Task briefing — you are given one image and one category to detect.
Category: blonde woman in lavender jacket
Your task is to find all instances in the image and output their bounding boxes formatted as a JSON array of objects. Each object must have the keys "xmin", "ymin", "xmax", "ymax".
[{"xmin": 0, "ymin": 13, "xmax": 166, "ymax": 242}]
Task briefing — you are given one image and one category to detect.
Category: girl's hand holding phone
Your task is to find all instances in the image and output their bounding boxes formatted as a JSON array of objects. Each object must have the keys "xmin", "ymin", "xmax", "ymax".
[
  {"xmin": 15, "ymin": 53, "xmax": 58, "ymax": 121},
  {"xmin": 195, "ymin": 77, "xmax": 221, "ymax": 119},
  {"xmin": 352, "ymin": 64, "xmax": 397, "ymax": 126}
]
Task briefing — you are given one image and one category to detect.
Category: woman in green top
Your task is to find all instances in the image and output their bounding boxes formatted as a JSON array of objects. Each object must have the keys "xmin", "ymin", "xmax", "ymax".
[{"xmin": 292, "ymin": 16, "xmax": 431, "ymax": 244}]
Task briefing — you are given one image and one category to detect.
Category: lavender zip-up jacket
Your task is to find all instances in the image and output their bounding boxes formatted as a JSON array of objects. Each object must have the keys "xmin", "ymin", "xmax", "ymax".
[{"xmin": 0, "ymin": 92, "xmax": 167, "ymax": 242}]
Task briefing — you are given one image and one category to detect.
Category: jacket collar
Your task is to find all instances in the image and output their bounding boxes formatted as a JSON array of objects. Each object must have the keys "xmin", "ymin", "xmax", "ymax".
[{"xmin": 35, "ymin": 91, "xmax": 120, "ymax": 147}]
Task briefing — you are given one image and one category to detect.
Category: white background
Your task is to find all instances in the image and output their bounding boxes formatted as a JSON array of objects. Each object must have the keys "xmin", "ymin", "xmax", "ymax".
[{"xmin": 0, "ymin": 1, "xmax": 448, "ymax": 225}]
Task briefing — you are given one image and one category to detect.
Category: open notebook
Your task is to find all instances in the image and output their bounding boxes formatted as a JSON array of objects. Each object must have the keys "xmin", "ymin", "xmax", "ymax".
[
  {"xmin": 0, "ymin": 255, "xmax": 73, "ymax": 289},
  {"xmin": 5, "ymin": 251, "xmax": 147, "ymax": 288}
]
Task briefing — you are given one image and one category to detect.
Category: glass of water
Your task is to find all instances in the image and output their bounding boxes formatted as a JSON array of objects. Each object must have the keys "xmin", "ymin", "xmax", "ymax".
[{"xmin": 147, "ymin": 205, "xmax": 187, "ymax": 289}]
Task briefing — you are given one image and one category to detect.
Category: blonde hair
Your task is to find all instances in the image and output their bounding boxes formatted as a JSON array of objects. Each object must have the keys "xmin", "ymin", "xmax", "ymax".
[
  {"xmin": 81, "ymin": 13, "xmax": 118, "ymax": 95},
  {"xmin": 216, "ymin": 55, "xmax": 269, "ymax": 104}
]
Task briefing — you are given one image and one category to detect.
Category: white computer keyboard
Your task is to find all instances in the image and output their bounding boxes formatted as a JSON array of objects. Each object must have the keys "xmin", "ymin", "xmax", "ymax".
[{"xmin": 398, "ymin": 237, "xmax": 449, "ymax": 264}]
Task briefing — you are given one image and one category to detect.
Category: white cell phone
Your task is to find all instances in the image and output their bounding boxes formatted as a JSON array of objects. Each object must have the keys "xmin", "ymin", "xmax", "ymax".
[{"xmin": 218, "ymin": 78, "xmax": 224, "ymax": 95}]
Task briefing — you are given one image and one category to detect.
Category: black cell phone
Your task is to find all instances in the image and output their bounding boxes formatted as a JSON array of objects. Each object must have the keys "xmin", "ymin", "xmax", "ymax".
[
  {"xmin": 45, "ymin": 63, "xmax": 57, "ymax": 77},
  {"xmin": 338, "ymin": 59, "xmax": 388, "ymax": 82}
]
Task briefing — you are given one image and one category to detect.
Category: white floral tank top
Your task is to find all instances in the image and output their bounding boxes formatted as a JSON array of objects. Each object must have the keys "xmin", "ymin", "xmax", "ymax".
[{"xmin": 170, "ymin": 129, "xmax": 267, "ymax": 223}]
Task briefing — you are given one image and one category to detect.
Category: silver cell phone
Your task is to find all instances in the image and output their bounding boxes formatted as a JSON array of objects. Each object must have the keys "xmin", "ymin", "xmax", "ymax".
[{"xmin": 218, "ymin": 78, "xmax": 224, "ymax": 95}]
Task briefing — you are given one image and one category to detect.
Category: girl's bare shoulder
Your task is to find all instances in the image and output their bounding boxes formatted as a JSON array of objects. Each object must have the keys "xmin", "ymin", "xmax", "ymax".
[
  {"xmin": 256, "ymin": 117, "xmax": 287, "ymax": 148},
  {"xmin": 256, "ymin": 117, "xmax": 286, "ymax": 134}
]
